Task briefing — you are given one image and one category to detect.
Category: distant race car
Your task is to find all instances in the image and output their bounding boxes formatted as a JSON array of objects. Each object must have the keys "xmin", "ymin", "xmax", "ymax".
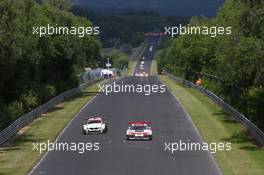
[
  {"xmin": 142, "ymin": 72, "xmax": 148, "ymax": 77},
  {"xmin": 135, "ymin": 72, "xmax": 148, "ymax": 77},
  {"xmin": 83, "ymin": 117, "xmax": 107, "ymax": 134},
  {"xmin": 149, "ymin": 46, "xmax": 153, "ymax": 52},
  {"xmin": 126, "ymin": 122, "xmax": 152, "ymax": 140}
]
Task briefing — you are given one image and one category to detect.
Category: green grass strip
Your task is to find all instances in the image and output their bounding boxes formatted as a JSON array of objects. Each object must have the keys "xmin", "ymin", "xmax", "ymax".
[
  {"xmin": 0, "ymin": 82, "xmax": 102, "ymax": 175},
  {"xmin": 160, "ymin": 75, "xmax": 264, "ymax": 175},
  {"xmin": 126, "ymin": 44, "xmax": 148, "ymax": 76},
  {"xmin": 151, "ymin": 60, "xmax": 158, "ymax": 76}
]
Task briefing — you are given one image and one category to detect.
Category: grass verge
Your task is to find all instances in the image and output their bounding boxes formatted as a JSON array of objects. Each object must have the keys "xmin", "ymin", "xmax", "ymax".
[
  {"xmin": 151, "ymin": 60, "xmax": 158, "ymax": 76},
  {"xmin": 160, "ymin": 75, "xmax": 264, "ymax": 175},
  {"xmin": 152, "ymin": 49, "xmax": 163, "ymax": 76},
  {"xmin": 126, "ymin": 44, "xmax": 148, "ymax": 76},
  {"xmin": 0, "ymin": 81, "xmax": 102, "ymax": 175},
  {"xmin": 126, "ymin": 61, "xmax": 137, "ymax": 76},
  {"xmin": 151, "ymin": 49, "xmax": 164, "ymax": 76}
]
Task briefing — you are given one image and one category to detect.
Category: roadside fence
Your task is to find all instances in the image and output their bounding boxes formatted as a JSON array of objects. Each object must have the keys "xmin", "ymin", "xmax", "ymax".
[
  {"xmin": 0, "ymin": 79, "xmax": 101, "ymax": 145},
  {"xmin": 165, "ymin": 72, "xmax": 264, "ymax": 145}
]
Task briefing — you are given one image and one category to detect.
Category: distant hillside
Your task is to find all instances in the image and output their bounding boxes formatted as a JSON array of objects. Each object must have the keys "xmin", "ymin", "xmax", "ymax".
[
  {"xmin": 72, "ymin": 7, "xmax": 190, "ymax": 47},
  {"xmin": 76, "ymin": 0, "xmax": 224, "ymax": 17}
]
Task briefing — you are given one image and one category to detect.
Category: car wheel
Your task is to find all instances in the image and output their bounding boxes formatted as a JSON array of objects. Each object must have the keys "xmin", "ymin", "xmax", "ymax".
[{"xmin": 103, "ymin": 126, "xmax": 108, "ymax": 133}]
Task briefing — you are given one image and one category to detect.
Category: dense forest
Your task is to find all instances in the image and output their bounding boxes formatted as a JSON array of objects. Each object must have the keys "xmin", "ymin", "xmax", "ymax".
[
  {"xmin": 158, "ymin": 0, "xmax": 264, "ymax": 130},
  {"xmin": 0, "ymin": 0, "xmax": 101, "ymax": 130},
  {"xmin": 73, "ymin": 7, "xmax": 190, "ymax": 47},
  {"xmin": 77, "ymin": 0, "xmax": 224, "ymax": 17}
]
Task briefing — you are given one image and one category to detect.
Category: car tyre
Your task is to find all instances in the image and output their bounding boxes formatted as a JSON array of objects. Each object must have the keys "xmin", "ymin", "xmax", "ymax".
[{"xmin": 103, "ymin": 125, "xmax": 108, "ymax": 133}]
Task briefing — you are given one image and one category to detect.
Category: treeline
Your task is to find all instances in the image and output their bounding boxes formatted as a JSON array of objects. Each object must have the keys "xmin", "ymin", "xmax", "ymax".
[
  {"xmin": 72, "ymin": 7, "xmax": 190, "ymax": 47},
  {"xmin": 0, "ymin": 0, "xmax": 101, "ymax": 130},
  {"xmin": 158, "ymin": 0, "xmax": 264, "ymax": 130}
]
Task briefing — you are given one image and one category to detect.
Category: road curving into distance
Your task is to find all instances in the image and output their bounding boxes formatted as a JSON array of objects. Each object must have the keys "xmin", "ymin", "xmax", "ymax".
[{"xmin": 29, "ymin": 35, "xmax": 222, "ymax": 175}]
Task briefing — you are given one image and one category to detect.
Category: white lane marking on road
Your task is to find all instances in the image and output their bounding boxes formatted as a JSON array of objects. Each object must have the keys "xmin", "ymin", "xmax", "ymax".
[
  {"xmin": 28, "ymin": 94, "xmax": 99, "ymax": 175},
  {"xmin": 157, "ymin": 77, "xmax": 223, "ymax": 175}
]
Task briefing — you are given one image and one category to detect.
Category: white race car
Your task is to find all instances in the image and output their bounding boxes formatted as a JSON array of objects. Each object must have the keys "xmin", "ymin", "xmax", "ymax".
[
  {"xmin": 83, "ymin": 117, "xmax": 107, "ymax": 134},
  {"xmin": 126, "ymin": 122, "xmax": 152, "ymax": 140},
  {"xmin": 135, "ymin": 72, "xmax": 148, "ymax": 77},
  {"xmin": 149, "ymin": 46, "xmax": 153, "ymax": 52}
]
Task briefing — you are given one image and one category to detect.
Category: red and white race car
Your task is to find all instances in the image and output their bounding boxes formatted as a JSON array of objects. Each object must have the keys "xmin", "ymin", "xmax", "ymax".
[{"xmin": 126, "ymin": 122, "xmax": 152, "ymax": 140}]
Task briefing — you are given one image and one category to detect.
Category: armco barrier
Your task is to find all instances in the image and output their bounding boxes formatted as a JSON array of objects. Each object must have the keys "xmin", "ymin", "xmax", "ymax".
[
  {"xmin": 165, "ymin": 73, "xmax": 264, "ymax": 145},
  {"xmin": 0, "ymin": 79, "xmax": 101, "ymax": 145}
]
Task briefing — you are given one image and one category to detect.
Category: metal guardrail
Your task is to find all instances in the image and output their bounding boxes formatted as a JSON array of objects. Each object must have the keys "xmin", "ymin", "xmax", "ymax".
[
  {"xmin": 0, "ymin": 79, "xmax": 101, "ymax": 145},
  {"xmin": 165, "ymin": 73, "xmax": 264, "ymax": 145}
]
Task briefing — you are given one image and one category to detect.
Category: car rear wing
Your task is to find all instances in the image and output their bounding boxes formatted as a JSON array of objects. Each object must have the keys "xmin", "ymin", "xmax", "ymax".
[
  {"xmin": 83, "ymin": 117, "xmax": 107, "ymax": 123},
  {"xmin": 128, "ymin": 121, "xmax": 152, "ymax": 125},
  {"xmin": 83, "ymin": 117, "xmax": 107, "ymax": 120}
]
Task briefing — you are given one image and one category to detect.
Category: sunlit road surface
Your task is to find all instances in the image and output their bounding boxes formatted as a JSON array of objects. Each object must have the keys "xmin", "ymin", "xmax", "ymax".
[{"xmin": 29, "ymin": 35, "xmax": 222, "ymax": 175}]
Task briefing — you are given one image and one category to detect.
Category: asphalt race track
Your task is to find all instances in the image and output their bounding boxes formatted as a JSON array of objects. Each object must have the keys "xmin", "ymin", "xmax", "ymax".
[
  {"xmin": 29, "ymin": 36, "xmax": 222, "ymax": 175},
  {"xmin": 133, "ymin": 36, "xmax": 159, "ymax": 76}
]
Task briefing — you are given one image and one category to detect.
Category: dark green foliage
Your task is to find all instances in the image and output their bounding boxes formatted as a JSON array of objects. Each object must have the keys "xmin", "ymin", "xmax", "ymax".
[
  {"xmin": 72, "ymin": 7, "xmax": 190, "ymax": 47},
  {"xmin": 158, "ymin": 0, "xmax": 264, "ymax": 130},
  {"xmin": 111, "ymin": 53, "xmax": 129, "ymax": 69},
  {"xmin": 0, "ymin": 0, "xmax": 101, "ymax": 130}
]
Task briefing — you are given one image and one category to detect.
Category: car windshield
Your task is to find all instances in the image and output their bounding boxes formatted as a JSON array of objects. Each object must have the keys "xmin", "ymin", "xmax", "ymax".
[
  {"xmin": 131, "ymin": 125, "xmax": 147, "ymax": 130},
  {"xmin": 88, "ymin": 120, "xmax": 101, "ymax": 124}
]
